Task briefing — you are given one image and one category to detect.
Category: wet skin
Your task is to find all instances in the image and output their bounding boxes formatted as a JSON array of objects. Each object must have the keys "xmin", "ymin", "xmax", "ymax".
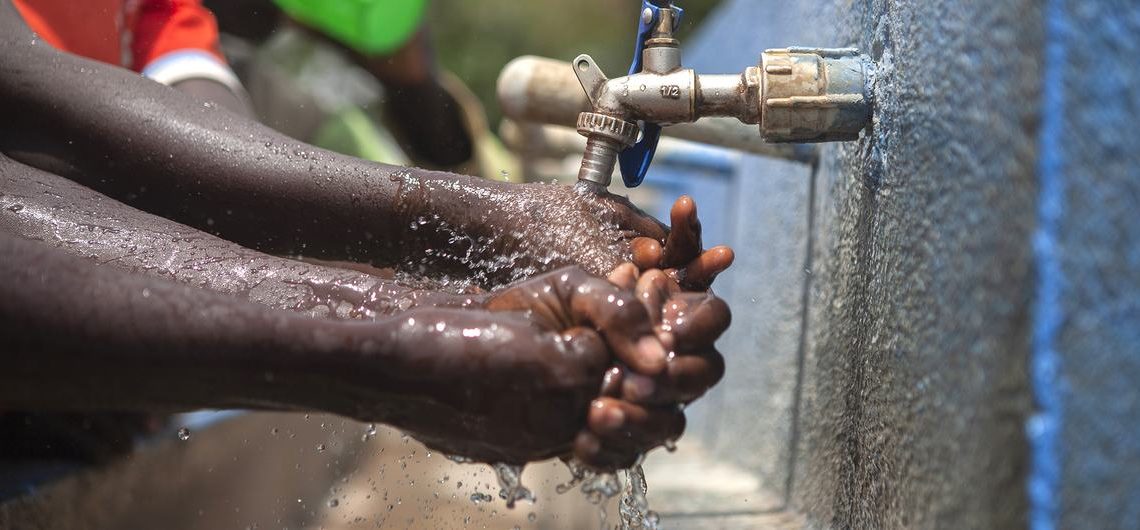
[
  {"xmin": 0, "ymin": 1, "xmax": 734, "ymax": 467},
  {"xmin": 0, "ymin": 2, "xmax": 730, "ymax": 289},
  {"xmin": 0, "ymin": 154, "xmax": 729, "ymax": 467}
]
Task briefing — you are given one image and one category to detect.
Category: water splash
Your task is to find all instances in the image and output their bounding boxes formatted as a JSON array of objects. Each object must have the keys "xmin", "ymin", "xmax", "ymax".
[
  {"xmin": 492, "ymin": 463, "xmax": 535, "ymax": 509},
  {"xmin": 552, "ymin": 458, "xmax": 663, "ymax": 529},
  {"xmin": 618, "ymin": 464, "xmax": 659, "ymax": 530},
  {"xmin": 445, "ymin": 454, "xmax": 474, "ymax": 464}
]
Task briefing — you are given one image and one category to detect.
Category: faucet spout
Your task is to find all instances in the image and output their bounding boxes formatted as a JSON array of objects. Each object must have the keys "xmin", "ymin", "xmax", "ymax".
[{"xmin": 569, "ymin": 2, "xmax": 873, "ymax": 187}]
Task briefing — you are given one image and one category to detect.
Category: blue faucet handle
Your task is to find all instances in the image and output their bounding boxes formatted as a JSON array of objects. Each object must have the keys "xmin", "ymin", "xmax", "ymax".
[{"xmin": 619, "ymin": 0, "xmax": 683, "ymax": 188}]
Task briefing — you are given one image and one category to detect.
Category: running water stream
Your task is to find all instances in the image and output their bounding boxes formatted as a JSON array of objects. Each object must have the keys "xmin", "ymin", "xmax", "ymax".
[{"xmin": 454, "ymin": 457, "xmax": 662, "ymax": 529}]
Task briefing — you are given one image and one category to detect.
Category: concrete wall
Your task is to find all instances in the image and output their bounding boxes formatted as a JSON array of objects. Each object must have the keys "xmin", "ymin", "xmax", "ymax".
[{"xmin": 669, "ymin": 0, "xmax": 1140, "ymax": 528}]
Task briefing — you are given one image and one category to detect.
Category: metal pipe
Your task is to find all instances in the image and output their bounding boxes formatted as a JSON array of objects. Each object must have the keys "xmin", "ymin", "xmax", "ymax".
[
  {"xmin": 496, "ymin": 56, "xmax": 808, "ymax": 161},
  {"xmin": 696, "ymin": 73, "xmax": 751, "ymax": 119}
]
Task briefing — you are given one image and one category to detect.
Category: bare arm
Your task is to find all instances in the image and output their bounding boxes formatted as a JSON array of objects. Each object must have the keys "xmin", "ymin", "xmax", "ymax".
[
  {"xmin": 0, "ymin": 0, "xmax": 669, "ymax": 289},
  {"xmin": 1, "ymin": 229, "xmax": 718, "ymax": 465},
  {"xmin": 0, "ymin": 153, "xmax": 474, "ymax": 318},
  {"xmin": 0, "ymin": 155, "xmax": 716, "ymax": 465}
]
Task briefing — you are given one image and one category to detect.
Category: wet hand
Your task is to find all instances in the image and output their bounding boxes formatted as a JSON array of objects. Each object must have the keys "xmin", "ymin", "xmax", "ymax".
[
  {"xmin": 356, "ymin": 266, "xmax": 669, "ymax": 464},
  {"xmin": 463, "ymin": 184, "xmax": 724, "ymax": 283},
  {"xmin": 571, "ymin": 266, "xmax": 730, "ymax": 470},
  {"xmin": 628, "ymin": 195, "xmax": 735, "ymax": 291}
]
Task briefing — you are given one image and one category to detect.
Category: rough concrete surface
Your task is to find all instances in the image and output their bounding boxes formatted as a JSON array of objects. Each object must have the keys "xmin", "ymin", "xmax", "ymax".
[
  {"xmin": 796, "ymin": 1, "xmax": 1042, "ymax": 528},
  {"xmin": 690, "ymin": 0, "xmax": 1045, "ymax": 528}
]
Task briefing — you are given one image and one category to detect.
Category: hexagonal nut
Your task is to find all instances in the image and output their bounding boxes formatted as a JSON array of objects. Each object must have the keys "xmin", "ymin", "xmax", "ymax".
[{"xmin": 576, "ymin": 112, "xmax": 639, "ymax": 147}]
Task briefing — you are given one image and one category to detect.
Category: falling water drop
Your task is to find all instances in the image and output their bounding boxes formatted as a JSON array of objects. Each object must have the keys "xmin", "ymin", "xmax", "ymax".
[
  {"xmin": 469, "ymin": 492, "xmax": 494, "ymax": 504},
  {"xmin": 176, "ymin": 427, "xmax": 191, "ymax": 441},
  {"xmin": 493, "ymin": 463, "xmax": 535, "ymax": 509}
]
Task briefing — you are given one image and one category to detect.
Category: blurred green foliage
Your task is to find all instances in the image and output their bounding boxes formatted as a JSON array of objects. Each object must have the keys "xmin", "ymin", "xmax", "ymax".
[{"xmin": 429, "ymin": 0, "xmax": 722, "ymax": 126}]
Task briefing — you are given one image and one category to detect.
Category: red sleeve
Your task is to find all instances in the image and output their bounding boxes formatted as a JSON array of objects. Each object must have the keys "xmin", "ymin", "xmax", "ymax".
[{"xmin": 128, "ymin": 0, "xmax": 226, "ymax": 72}]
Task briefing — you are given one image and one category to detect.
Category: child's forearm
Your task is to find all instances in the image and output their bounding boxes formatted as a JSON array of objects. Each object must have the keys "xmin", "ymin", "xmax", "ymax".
[
  {"xmin": 0, "ymin": 1, "xmax": 507, "ymax": 271},
  {"xmin": 0, "ymin": 154, "xmax": 483, "ymax": 319}
]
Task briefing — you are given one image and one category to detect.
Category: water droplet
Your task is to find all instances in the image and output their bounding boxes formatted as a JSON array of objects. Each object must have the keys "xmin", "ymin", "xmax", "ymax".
[
  {"xmin": 176, "ymin": 427, "xmax": 191, "ymax": 441},
  {"xmin": 326, "ymin": 498, "xmax": 339, "ymax": 508},
  {"xmin": 362, "ymin": 423, "xmax": 377, "ymax": 441},
  {"xmin": 141, "ymin": 288, "xmax": 151, "ymax": 298},
  {"xmin": 493, "ymin": 463, "xmax": 534, "ymax": 509},
  {"xmin": 469, "ymin": 492, "xmax": 494, "ymax": 504},
  {"xmin": 663, "ymin": 439, "xmax": 677, "ymax": 452},
  {"xmin": 7, "ymin": 204, "xmax": 23, "ymax": 213},
  {"xmin": 528, "ymin": 513, "xmax": 537, "ymax": 522},
  {"xmin": 316, "ymin": 443, "xmax": 326, "ymax": 453}
]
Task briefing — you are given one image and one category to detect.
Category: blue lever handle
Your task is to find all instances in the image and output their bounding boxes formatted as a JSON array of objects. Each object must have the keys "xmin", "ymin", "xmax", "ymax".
[{"xmin": 618, "ymin": 0, "xmax": 683, "ymax": 188}]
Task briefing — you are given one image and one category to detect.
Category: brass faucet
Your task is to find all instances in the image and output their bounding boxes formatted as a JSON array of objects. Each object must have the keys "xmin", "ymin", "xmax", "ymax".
[{"xmin": 572, "ymin": 1, "xmax": 873, "ymax": 187}]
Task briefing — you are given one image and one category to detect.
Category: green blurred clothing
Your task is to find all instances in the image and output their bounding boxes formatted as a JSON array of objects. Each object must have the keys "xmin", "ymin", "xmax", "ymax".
[{"xmin": 272, "ymin": 0, "xmax": 427, "ymax": 55}]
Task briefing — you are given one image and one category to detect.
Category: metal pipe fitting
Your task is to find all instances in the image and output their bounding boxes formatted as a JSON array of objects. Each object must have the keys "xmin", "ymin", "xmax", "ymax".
[
  {"xmin": 495, "ymin": 56, "xmax": 809, "ymax": 161},
  {"xmin": 696, "ymin": 73, "xmax": 755, "ymax": 121},
  {"xmin": 574, "ymin": 112, "xmax": 639, "ymax": 185},
  {"xmin": 572, "ymin": 50, "xmax": 871, "ymax": 144},
  {"xmin": 758, "ymin": 48, "xmax": 872, "ymax": 143}
]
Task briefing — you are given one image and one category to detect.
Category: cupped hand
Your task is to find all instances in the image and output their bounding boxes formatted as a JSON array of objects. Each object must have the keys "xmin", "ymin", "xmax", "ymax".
[
  {"xmin": 570, "ymin": 264, "xmax": 731, "ymax": 470},
  {"xmin": 349, "ymin": 266, "xmax": 669, "ymax": 465}
]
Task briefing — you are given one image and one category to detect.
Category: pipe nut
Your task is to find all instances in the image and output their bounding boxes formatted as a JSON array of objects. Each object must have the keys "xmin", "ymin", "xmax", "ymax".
[
  {"xmin": 758, "ymin": 47, "xmax": 871, "ymax": 143},
  {"xmin": 576, "ymin": 112, "xmax": 640, "ymax": 147}
]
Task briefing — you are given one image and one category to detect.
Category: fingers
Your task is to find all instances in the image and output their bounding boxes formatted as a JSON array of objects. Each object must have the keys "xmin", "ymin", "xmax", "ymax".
[
  {"xmin": 606, "ymin": 262, "xmax": 639, "ymax": 290},
  {"xmin": 661, "ymin": 293, "xmax": 732, "ymax": 351},
  {"xmin": 679, "ymin": 245, "xmax": 735, "ymax": 291},
  {"xmin": 659, "ymin": 349, "xmax": 725, "ymax": 403},
  {"xmin": 587, "ymin": 398, "xmax": 683, "ymax": 441},
  {"xmin": 599, "ymin": 365, "xmax": 624, "ymax": 397},
  {"xmin": 634, "ymin": 269, "xmax": 678, "ymax": 327},
  {"xmin": 614, "ymin": 348, "xmax": 724, "ymax": 405},
  {"xmin": 630, "ymin": 237, "xmax": 663, "ymax": 271},
  {"xmin": 567, "ymin": 273, "xmax": 668, "ymax": 376},
  {"xmin": 573, "ymin": 398, "xmax": 686, "ymax": 470},
  {"xmin": 661, "ymin": 195, "xmax": 703, "ymax": 268}
]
